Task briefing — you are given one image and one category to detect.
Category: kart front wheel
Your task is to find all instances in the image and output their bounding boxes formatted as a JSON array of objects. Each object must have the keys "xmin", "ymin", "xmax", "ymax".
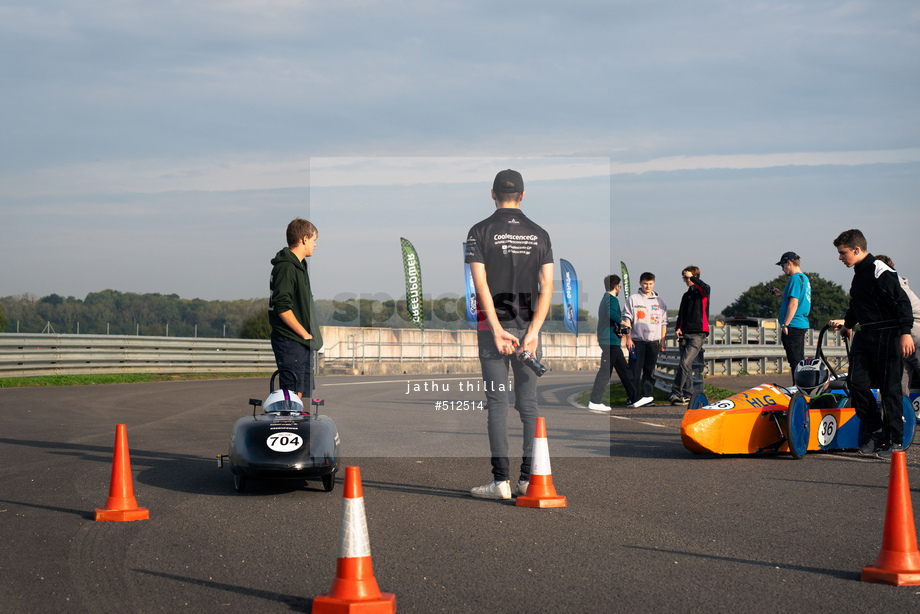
[
  {"xmin": 233, "ymin": 472, "xmax": 247, "ymax": 493},
  {"xmin": 902, "ymin": 395, "xmax": 915, "ymax": 450},
  {"xmin": 690, "ymin": 392, "xmax": 708, "ymax": 409},
  {"xmin": 322, "ymin": 472, "xmax": 336, "ymax": 493},
  {"xmin": 786, "ymin": 392, "xmax": 810, "ymax": 459}
]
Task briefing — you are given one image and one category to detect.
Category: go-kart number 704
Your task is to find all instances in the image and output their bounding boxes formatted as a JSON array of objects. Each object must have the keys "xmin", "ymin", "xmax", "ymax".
[{"xmin": 266, "ymin": 433, "xmax": 303, "ymax": 452}]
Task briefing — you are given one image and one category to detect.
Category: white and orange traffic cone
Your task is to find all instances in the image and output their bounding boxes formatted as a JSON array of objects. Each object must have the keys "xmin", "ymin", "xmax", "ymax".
[
  {"xmin": 312, "ymin": 466, "xmax": 396, "ymax": 613},
  {"xmin": 516, "ymin": 417, "xmax": 566, "ymax": 508},
  {"xmin": 861, "ymin": 450, "xmax": 920, "ymax": 585},
  {"xmin": 95, "ymin": 424, "xmax": 149, "ymax": 522}
]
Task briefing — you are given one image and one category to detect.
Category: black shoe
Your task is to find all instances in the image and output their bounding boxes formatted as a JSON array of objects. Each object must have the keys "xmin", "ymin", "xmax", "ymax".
[
  {"xmin": 876, "ymin": 443, "xmax": 904, "ymax": 460},
  {"xmin": 858, "ymin": 431, "xmax": 885, "ymax": 456}
]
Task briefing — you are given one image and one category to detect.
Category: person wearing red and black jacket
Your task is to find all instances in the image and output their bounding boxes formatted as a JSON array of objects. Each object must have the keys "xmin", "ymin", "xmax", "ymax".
[
  {"xmin": 670, "ymin": 266, "xmax": 711, "ymax": 404},
  {"xmin": 830, "ymin": 229, "xmax": 915, "ymax": 458}
]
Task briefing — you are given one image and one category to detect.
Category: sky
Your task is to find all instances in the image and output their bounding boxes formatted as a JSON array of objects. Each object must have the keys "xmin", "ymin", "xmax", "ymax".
[{"xmin": 1, "ymin": 1, "xmax": 918, "ymax": 314}]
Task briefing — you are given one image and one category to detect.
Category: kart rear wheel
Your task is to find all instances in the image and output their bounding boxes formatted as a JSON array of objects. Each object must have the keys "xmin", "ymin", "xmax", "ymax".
[
  {"xmin": 786, "ymin": 392, "xmax": 810, "ymax": 459},
  {"xmin": 690, "ymin": 392, "xmax": 708, "ymax": 409},
  {"xmin": 322, "ymin": 471, "xmax": 336, "ymax": 493},
  {"xmin": 233, "ymin": 472, "xmax": 247, "ymax": 493},
  {"xmin": 902, "ymin": 395, "xmax": 915, "ymax": 450}
]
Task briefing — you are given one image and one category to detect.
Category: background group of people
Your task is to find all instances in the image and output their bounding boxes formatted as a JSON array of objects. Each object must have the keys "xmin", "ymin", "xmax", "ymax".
[
  {"xmin": 588, "ymin": 267, "xmax": 711, "ymax": 412},
  {"xmin": 586, "ymin": 229, "xmax": 918, "ymax": 460},
  {"xmin": 265, "ymin": 173, "xmax": 920, "ymax": 499}
]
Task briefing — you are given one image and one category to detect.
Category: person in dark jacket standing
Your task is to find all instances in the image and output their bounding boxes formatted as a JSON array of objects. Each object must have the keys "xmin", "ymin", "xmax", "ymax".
[
  {"xmin": 670, "ymin": 266, "xmax": 711, "ymax": 404},
  {"xmin": 588, "ymin": 274, "xmax": 639, "ymax": 411},
  {"xmin": 464, "ymin": 169, "xmax": 553, "ymax": 500},
  {"xmin": 269, "ymin": 218, "xmax": 324, "ymax": 400},
  {"xmin": 830, "ymin": 229, "xmax": 914, "ymax": 457}
]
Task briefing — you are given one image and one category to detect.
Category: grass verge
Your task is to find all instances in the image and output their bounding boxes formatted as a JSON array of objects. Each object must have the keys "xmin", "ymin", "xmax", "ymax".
[{"xmin": 576, "ymin": 382, "xmax": 737, "ymax": 408}]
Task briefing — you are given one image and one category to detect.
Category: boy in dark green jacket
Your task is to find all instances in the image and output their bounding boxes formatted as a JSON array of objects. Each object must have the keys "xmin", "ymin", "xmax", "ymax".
[
  {"xmin": 589, "ymin": 274, "xmax": 638, "ymax": 411},
  {"xmin": 269, "ymin": 218, "xmax": 324, "ymax": 399}
]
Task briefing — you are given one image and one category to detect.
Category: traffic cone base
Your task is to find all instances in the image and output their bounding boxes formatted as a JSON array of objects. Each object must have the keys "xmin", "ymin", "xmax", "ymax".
[
  {"xmin": 860, "ymin": 450, "xmax": 920, "ymax": 585},
  {"xmin": 312, "ymin": 591, "xmax": 396, "ymax": 614},
  {"xmin": 95, "ymin": 424, "xmax": 149, "ymax": 522},
  {"xmin": 516, "ymin": 418, "xmax": 566, "ymax": 508},
  {"xmin": 861, "ymin": 566, "xmax": 920, "ymax": 586},
  {"xmin": 95, "ymin": 507, "xmax": 150, "ymax": 522}
]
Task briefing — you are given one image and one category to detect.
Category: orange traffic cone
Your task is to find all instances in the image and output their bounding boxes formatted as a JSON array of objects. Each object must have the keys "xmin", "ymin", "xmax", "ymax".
[
  {"xmin": 516, "ymin": 417, "xmax": 566, "ymax": 508},
  {"xmin": 861, "ymin": 450, "xmax": 920, "ymax": 585},
  {"xmin": 94, "ymin": 424, "xmax": 149, "ymax": 522},
  {"xmin": 312, "ymin": 466, "xmax": 396, "ymax": 613}
]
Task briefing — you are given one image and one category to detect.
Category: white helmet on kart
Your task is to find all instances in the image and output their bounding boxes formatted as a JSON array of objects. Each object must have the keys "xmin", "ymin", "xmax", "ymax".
[
  {"xmin": 794, "ymin": 358, "xmax": 830, "ymax": 397},
  {"xmin": 264, "ymin": 389, "xmax": 305, "ymax": 414}
]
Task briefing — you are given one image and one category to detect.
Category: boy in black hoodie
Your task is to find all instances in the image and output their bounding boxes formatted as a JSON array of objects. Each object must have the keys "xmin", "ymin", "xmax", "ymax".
[
  {"xmin": 830, "ymin": 229, "xmax": 914, "ymax": 457},
  {"xmin": 269, "ymin": 218, "xmax": 324, "ymax": 400}
]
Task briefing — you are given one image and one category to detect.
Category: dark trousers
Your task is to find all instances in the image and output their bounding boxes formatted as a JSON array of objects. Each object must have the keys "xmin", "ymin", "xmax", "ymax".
[
  {"xmin": 477, "ymin": 328, "xmax": 540, "ymax": 483},
  {"xmin": 849, "ymin": 328, "xmax": 904, "ymax": 445},
  {"xmin": 782, "ymin": 327, "xmax": 807, "ymax": 384},
  {"xmin": 591, "ymin": 345, "xmax": 639, "ymax": 405},
  {"xmin": 271, "ymin": 335, "xmax": 314, "ymax": 399},
  {"xmin": 629, "ymin": 339, "xmax": 659, "ymax": 398},
  {"xmin": 671, "ymin": 333, "xmax": 706, "ymax": 399}
]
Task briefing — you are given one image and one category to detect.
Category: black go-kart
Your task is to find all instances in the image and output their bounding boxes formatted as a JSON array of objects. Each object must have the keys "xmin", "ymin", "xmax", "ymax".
[{"xmin": 218, "ymin": 370, "xmax": 340, "ymax": 492}]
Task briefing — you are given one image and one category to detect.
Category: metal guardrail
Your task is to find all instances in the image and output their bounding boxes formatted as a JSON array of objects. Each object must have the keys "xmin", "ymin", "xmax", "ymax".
[
  {"xmin": 0, "ymin": 333, "xmax": 276, "ymax": 377},
  {"xmin": 0, "ymin": 323, "xmax": 850, "ymax": 379},
  {"xmin": 653, "ymin": 322, "xmax": 849, "ymax": 392}
]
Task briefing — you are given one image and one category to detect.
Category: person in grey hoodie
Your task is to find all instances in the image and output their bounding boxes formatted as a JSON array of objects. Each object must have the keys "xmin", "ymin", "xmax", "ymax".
[{"xmin": 269, "ymin": 218, "xmax": 324, "ymax": 400}]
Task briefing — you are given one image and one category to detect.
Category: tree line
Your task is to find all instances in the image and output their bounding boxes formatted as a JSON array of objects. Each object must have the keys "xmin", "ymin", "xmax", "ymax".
[
  {"xmin": 1, "ymin": 274, "xmax": 850, "ymax": 339},
  {"xmin": 0, "ymin": 291, "xmax": 593, "ymax": 338}
]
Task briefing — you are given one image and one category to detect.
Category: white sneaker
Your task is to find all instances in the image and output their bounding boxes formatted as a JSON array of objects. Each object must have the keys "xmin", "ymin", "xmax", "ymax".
[
  {"xmin": 628, "ymin": 396, "xmax": 654, "ymax": 408},
  {"xmin": 517, "ymin": 480, "xmax": 529, "ymax": 496},
  {"xmin": 588, "ymin": 402, "xmax": 612, "ymax": 412},
  {"xmin": 470, "ymin": 480, "xmax": 511, "ymax": 500}
]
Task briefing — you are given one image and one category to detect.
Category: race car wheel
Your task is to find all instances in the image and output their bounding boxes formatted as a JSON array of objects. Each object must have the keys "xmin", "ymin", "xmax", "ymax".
[
  {"xmin": 322, "ymin": 471, "xmax": 336, "ymax": 493},
  {"xmin": 233, "ymin": 472, "xmax": 247, "ymax": 493},
  {"xmin": 902, "ymin": 395, "xmax": 915, "ymax": 451},
  {"xmin": 690, "ymin": 392, "xmax": 708, "ymax": 409},
  {"xmin": 786, "ymin": 392, "xmax": 810, "ymax": 459}
]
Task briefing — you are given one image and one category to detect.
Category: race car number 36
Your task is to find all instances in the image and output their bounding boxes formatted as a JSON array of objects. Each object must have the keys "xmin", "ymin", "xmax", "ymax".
[
  {"xmin": 817, "ymin": 415, "xmax": 837, "ymax": 447},
  {"xmin": 267, "ymin": 433, "xmax": 303, "ymax": 452}
]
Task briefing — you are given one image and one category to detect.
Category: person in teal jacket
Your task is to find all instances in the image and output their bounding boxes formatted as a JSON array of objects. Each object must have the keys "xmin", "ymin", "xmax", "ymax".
[
  {"xmin": 588, "ymin": 275, "xmax": 639, "ymax": 411},
  {"xmin": 269, "ymin": 218, "xmax": 324, "ymax": 400}
]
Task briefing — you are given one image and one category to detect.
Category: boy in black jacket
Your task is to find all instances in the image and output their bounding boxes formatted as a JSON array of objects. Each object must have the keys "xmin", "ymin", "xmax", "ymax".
[{"xmin": 830, "ymin": 229, "xmax": 914, "ymax": 457}]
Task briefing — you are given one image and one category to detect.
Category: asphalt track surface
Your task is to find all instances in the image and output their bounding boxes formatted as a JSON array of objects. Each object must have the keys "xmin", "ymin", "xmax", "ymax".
[{"xmin": 2, "ymin": 372, "xmax": 920, "ymax": 613}]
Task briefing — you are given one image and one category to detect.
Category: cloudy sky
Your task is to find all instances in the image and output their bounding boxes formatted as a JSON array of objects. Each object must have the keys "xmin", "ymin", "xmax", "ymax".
[{"xmin": 2, "ymin": 1, "xmax": 918, "ymax": 315}]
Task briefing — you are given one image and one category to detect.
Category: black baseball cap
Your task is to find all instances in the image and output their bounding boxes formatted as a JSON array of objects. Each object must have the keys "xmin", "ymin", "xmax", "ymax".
[
  {"xmin": 776, "ymin": 251, "xmax": 799, "ymax": 265},
  {"xmin": 493, "ymin": 169, "xmax": 524, "ymax": 193}
]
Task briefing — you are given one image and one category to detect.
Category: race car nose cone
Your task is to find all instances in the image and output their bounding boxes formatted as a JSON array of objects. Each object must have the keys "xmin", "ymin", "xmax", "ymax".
[{"xmin": 680, "ymin": 409, "xmax": 727, "ymax": 454}]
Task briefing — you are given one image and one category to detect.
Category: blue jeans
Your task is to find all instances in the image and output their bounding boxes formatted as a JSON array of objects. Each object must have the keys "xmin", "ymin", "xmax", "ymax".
[
  {"xmin": 671, "ymin": 333, "xmax": 706, "ymax": 399},
  {"xmin": 477, "ymin": 328, "xmax": 540, "ymax": 482}
]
